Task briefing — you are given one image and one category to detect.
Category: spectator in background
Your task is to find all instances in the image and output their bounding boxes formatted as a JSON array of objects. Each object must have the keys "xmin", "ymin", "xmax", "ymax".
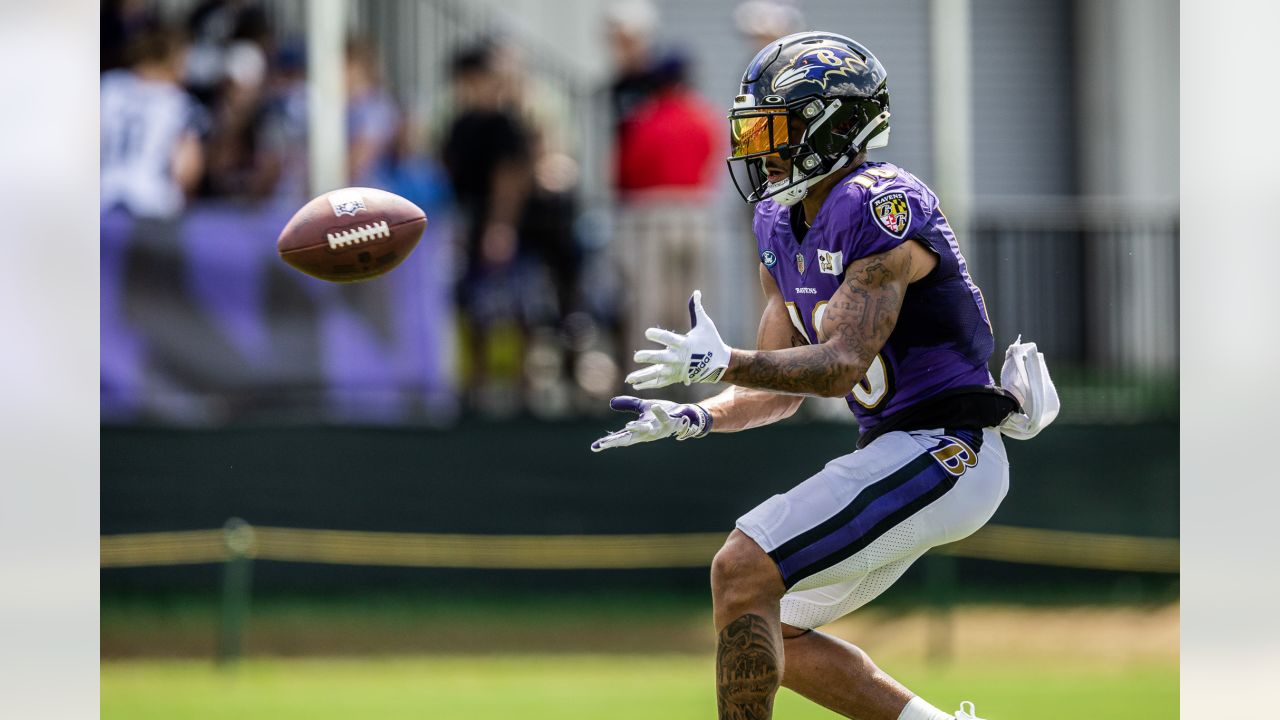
[
  {"xmin": 606, "ymin": 0, "xmax": 661, "ymax": 135},
  {"xmin": 169, "ymin": 0, "xmax": 278, "ymax": 201},
  {"xmin": 254, "ymin": 37, "xmax": 402, "ymax": 203},
  {"xmin": 732, "ymin": 0, "xmax": 805, "ymax": 51},
  {"xmin": 203, "ymin": 34, "xmax": 271, "ymax": 199},
  {"xmin": 254, "ymin": 39, "xmax": 309, "ymax": 206},
  {"xmin": 609, "ymin": 43, "xmax": 720, "ymax": 393},
  {"xmin": 614, "ymin": 55, "xmax": 718, "ymax": 197},
  {"xmin": 441, "ymin": 43, "xmax": 542, "ymax": 412},
  {"xmin": 101, "ymin": 0, "xmax": 155, "ymax": 73},
  {"xmin": 100, "ymin": 22, "xmax": 206, "ymax": 418},
  {"xmin": 346, "ymin": 38, "xmax": 403, "ymax": 187},
  {"xmin": 491, "ymin": 39, "xmax": 589, "ymax": 415},
  {"xmin": 184, "ymin": 0, "xmax": 271, "ymax": 108},
  {"xmin": 101, "ymin": 24, "xmax": 205, "ymax": 220}
]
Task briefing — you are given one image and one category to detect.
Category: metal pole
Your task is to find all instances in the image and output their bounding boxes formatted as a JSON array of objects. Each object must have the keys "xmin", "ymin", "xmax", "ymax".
[
  {"xmin": 930, "ymin": 0, "xmax": 974, "ymax": 261},
  {"xmin": 307, "ymin": 0, "xmax": 348, "ymax": 195},
  {"xmin": 216, "ymin": 518, "xmax": 256, "ymax": 666}
]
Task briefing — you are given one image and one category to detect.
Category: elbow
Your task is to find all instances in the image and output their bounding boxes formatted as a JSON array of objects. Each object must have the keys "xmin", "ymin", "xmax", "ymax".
[
  {"xmin": 815, "ymin": 352, "xmax": 867, "ymax": 398},
  {"xmin": 814, "ymin": 373, "xmax": 856, "ymax": 398},
  {"xmin": 781, "ymin": 396, "xmax": 805, "ymax": 418},
  {"xmin": 816, "ymin": 384, "xmax": 852, "ymax": 399}
]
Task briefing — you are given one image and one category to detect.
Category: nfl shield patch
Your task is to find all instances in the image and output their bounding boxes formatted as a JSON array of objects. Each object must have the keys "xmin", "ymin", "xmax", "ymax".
[
  {"xmin": 870, "ymin": 190, "xmax": 911, "ymax": 239},
  {"xmin": 328, "ymin": 190, "xmax": 368, "ymax": 217},
  {"xmin": 795, "ymin": 252, "xmax": 805, "ymax": 273}
]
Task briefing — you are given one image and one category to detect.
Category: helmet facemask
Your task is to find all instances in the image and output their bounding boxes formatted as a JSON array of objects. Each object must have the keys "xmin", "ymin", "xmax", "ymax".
[{"xmin": 727, "ymin": 92, "xmax": 890, "ymax": 206}]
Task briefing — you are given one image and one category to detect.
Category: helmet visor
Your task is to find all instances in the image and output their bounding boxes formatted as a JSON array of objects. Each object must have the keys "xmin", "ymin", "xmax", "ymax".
[{"xmin": 729, "ymin": 108, "xmax": 789, "ymax": 159}]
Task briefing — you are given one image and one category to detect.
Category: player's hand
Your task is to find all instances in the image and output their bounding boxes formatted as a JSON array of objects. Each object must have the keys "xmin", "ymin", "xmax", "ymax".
[
  {"xmin": 590, "ymin": 396, "xmax": 712, "ymax": 452},
  {"xmin": 626, "ymin": 290, "xmax": 732, "ymax": 390}
]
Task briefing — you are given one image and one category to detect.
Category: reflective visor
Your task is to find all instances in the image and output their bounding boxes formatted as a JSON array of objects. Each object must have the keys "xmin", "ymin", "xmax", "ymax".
[{"xmin": 730, "ymin": 108, "xmax": 788, "ymax": 158}]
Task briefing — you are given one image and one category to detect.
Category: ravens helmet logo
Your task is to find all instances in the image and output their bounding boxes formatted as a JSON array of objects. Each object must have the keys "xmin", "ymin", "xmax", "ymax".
[{"xmin": 771, "ymin": 47, "xmax": 869, "ymax": 92}]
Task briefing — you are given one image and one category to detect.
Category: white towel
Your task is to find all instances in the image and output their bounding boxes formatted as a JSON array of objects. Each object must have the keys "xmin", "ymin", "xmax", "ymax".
[{"xmin": 998, "ymin": 336, "xmax": 1060, "ymax": 440}]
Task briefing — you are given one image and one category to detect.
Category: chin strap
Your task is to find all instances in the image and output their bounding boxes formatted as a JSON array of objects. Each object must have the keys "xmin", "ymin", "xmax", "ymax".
[
  {"xmin": 768, "ymin": 153, "xmax": 853, "ymax": 207},
  {"xmin": 768, "ymin": 177, "xmax": 808, "ymax": 206}
]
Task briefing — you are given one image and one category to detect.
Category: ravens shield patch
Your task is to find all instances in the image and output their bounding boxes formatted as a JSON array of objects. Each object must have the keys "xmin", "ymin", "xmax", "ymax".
[{"xmin": 870, "ymin": 191, "xmax": 911, "ymax": 239}]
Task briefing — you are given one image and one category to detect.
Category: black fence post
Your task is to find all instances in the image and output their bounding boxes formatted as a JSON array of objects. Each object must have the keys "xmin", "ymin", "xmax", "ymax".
[{"xmin": 217, "ymin": 517, "xmax": 255, "ymax": 666}]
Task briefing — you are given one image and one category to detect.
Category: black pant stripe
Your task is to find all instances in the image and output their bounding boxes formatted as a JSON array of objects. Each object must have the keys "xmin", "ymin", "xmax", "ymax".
[
  {"xmin": 779, "ymin": 471, "xmax": 958, "ymax": 587},
  {"xmin": 769, "ymin": 453, "xmax": 936, "ymax": 564}
]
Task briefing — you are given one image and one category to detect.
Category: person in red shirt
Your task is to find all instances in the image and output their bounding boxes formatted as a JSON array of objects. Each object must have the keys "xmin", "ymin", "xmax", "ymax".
[
  {"xmin": 615, "ymin": 56, "xmax": 719, "ymax": 194},
  {"xmin": 611, "ymin": 53, "xmax": 721, "ymax": 393}
]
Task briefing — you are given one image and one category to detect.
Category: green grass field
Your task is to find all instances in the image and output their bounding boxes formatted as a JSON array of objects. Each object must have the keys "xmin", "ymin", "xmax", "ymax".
[
  {"xmin": 101, "ymin": 653, "xmax": 1177, "ymax": 720},
  {"xmin": 102, "ymin": 597, "xmax": 1178, "ymax": 718}
]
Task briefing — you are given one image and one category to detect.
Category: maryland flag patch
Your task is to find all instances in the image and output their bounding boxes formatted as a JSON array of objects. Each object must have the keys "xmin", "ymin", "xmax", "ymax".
[{"xmin": 870, "ymin": 191, "xmax": 911, "ymax": 239}]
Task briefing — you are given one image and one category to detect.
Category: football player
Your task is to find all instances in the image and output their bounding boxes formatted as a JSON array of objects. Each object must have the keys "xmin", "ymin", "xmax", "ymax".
[{"xmin": 594, "ymin": 32, "xmax": 1056, "ymax": 720}]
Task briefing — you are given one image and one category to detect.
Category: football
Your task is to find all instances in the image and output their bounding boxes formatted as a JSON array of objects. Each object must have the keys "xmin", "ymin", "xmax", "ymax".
[{"xmin": 277, "ymin": 187, "xmax": 427, "ymax": 283}]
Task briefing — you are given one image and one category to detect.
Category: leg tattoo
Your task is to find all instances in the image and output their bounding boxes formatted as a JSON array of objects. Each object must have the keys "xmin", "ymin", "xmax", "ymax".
[{"xmin": 716, "ymin": 613, "xmax": 781, "ymax": 720}]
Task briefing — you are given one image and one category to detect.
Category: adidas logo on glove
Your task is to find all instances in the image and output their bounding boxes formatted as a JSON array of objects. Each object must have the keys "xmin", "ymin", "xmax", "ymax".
[{"xmin": 689, "ymin": 352, "xmax": 714, "ymax": 380}]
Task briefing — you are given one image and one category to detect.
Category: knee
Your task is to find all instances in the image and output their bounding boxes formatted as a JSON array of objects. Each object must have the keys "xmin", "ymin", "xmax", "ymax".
[{"xmin": 711, "ymin": 530, "xmax": 784, "ymax": 605}]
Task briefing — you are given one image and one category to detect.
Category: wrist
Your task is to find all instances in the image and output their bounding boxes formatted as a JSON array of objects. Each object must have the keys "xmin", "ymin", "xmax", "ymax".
[
  {"xmin": 704, "ymin": 402, "xmax": 724, "ymax": 434},
  {"xmin": 721, "ymin": 348, "xmax": 747, "ymax": 385},
  {"xmin": 674, "ymin": 403, "xmax": 712, "ymax": 440},
  {"xmin": 691, "ymin": 403, "xmax": 712, "ymax": 437}
]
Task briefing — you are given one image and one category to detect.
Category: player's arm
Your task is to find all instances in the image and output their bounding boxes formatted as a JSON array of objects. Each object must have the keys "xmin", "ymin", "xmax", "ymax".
[
  {"xmin": 591, "ymin": 266, "xmax": 802, "ymax": 452},
  {"xmin": 698, "ymin": 264, "xmax": 806, "ymax": 432},
  {"xmin": 723, "ymin": 241, "xmax": 935, "ymax": 397}
]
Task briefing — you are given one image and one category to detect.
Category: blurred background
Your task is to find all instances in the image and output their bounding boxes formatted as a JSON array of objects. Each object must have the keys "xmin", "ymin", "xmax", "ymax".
[{"xmin": 99, "ymin": 0, "xmax": 1178, "ymax": 718}]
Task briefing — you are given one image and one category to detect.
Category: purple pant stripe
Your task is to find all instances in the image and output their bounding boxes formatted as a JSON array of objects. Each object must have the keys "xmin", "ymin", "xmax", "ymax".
[{"xmin": 777, "ymin": 461, "xmax": 950, "ymax": 582}]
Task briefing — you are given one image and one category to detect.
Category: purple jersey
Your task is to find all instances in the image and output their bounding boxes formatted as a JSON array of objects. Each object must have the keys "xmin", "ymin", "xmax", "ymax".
[{"xmin": 755, "ymin": 161, "xmax": 995, "ymax": 437}]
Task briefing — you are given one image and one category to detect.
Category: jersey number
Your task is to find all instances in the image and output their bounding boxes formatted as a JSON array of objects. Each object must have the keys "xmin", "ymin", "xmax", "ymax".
[
  {"xmin": 785, "ymin": 301, "xmax": 891, "ymax": 408},
  {"xmin": 846, "ymin": 166, "xmax": 897, "ymax": 190},
  {"xmin": 104, "ymin": 111, "xmax": 146, "ymax": 166},
  {"xmin": 852, "ymin": 355, "xmax": 889, "ymax": 409}
]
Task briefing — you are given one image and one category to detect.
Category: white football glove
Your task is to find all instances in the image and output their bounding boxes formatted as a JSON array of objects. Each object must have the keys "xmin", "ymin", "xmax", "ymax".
[
  {"xmin": 625, "ymin": 290, "xmax": 732, "ymax": 390},
  {"xmin": 590, "ymin": 396, "xmax": 712, "ymax": 452}
]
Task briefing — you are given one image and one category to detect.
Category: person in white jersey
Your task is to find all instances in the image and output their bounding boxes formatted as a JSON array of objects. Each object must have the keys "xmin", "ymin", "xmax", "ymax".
[{"xmin": 100, "ymin": 24, "xmax": 204, "ymax": 220}]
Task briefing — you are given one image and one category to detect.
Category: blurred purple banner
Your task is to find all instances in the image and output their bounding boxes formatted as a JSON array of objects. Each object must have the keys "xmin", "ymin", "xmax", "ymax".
[{"xmin": 101, "ymin": 202, "xmax": 455, "ymax": 425}]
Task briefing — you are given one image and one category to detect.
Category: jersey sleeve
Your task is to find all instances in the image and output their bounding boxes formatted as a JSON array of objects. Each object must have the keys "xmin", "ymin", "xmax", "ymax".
[
  {"xmin": 832, "ymin": 177, "xmax": 936, "ymax": 262},
  {"xmin": 753, "ymin": 200, "xmax": 778, "ymax": 260}
]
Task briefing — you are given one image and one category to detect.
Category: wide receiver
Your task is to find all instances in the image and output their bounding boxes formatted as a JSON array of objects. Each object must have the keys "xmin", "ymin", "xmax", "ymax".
[{"xmin": 593, "ymin": 32, "xmax": 1057, "ymax": 720}]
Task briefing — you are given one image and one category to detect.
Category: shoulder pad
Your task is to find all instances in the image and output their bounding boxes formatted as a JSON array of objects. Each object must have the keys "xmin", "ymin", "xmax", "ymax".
[{"xmin": 840, "ymin": 164, "xmax": 935, "ymax": 239}]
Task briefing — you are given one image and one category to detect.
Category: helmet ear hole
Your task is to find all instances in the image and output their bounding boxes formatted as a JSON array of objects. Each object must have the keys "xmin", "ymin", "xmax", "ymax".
[{"xmin": 829, "ymin": 117, "xmax": 858, "ymax": 150}]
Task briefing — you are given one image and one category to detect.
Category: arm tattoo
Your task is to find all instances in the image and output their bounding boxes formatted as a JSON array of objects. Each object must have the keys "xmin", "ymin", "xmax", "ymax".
[
  {"xmin": 716, "ymin": 613, "xmax": 781, "ymax": 720},
  {"xmin": 724, "ymin": 246, "xmax": 912, "ymax": 397}
]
